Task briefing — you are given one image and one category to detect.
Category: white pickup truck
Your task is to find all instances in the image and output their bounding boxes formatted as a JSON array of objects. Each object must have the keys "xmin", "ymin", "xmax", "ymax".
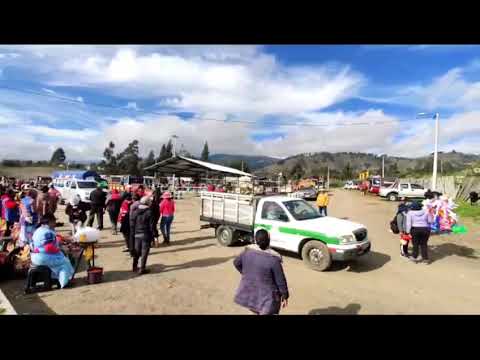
[
  {"xmin": 200, "ymin": 192, "xmax": 371, "ymax": 271},
  {"xmin": 379, "ymin": 182, "xmax": 426, "ymax": 201}
]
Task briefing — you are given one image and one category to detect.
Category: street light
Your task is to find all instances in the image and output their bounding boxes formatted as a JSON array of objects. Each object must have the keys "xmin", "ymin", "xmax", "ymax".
[{"xmin": 417, "ymin": 112, "xmax": 440, "ymax": 191}]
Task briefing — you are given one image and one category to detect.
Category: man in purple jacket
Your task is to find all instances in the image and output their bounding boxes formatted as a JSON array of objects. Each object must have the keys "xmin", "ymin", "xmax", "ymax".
[
  {"xmin": 405, "ymin": 201, "xmax": 434, "ymax": 264},
  {"xmin": 233, "ymin": 230, "xmax": 289, "ymax": 315}
]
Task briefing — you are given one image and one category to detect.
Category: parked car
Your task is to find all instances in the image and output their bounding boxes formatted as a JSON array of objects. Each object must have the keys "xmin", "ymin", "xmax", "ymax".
[
  {"xmin": 344, "ymin": 181, "xmax": 359, "ymax": 190},
  {"xmin": 379, "ymin": 182, "xmax": 426, "ymax": 201}
]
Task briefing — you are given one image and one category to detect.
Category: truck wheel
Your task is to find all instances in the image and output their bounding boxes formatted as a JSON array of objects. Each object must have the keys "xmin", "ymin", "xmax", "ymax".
[
  {"xmin": 216, "ymin": 226, "xmax": 234, "ymax": 247},
  {"xmin": 301, "ymin": 241, "xmax": 332, "ymax": 271},
  {"xmin": 387, "ymin": 193, "xmax": 398, "ymax": 202}
]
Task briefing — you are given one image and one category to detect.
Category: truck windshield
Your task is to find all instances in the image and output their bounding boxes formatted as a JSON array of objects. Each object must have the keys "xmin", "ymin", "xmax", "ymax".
[
  {"xmin": 77, "ymin": 181, "xmax": 98, "ymax": 189},
  {"xmin": 283, "ymin": 200, "xmax": 321, "ymax": 221}
]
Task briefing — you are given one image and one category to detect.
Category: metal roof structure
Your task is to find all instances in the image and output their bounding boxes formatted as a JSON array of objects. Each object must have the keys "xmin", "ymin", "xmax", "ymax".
[{"xmin": 144, "ymin": 156, "xmax": 253, "ymax": 178}]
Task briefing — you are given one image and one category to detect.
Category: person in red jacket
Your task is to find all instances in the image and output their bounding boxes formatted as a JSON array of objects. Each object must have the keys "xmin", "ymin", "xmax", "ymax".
[
  {"xmin": 2, "ymin": 190, "xmax": 19, "ymax": 237},
  {"xmin": 159, "ymin": 191, "xmax": 175, "ymax": 246},
  {"xmin": 105, "ymin": 189, "xmax": 122, "ymax": 235}
]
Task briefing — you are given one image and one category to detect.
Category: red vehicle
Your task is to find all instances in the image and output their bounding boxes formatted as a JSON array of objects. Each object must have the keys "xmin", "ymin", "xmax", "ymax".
[{"xmin": 369, "ymin": 176, "xmax": 382, "ymax": 194}]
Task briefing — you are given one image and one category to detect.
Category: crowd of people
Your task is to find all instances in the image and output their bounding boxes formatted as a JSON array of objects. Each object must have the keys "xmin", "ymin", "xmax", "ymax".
[
  {"xmin": 0, "ymin": 182, "xmax": 178, "ymax": 287},
  {"xmin": 62, "ymin": 184, "xmax": 177, "ymax": 276}
]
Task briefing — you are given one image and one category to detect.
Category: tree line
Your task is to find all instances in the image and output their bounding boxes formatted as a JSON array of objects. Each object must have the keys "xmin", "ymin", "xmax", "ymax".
[{"xmin": 96, "ymin": 140, "xmax": 211, "ymax": 175}]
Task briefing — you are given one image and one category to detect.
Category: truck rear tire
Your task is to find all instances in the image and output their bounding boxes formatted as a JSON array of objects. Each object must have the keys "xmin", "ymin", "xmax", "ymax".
[
  {"xmin": 216, "ymin": 226, "xmax": 235, "ymax": 247},
  {"xmin": 387, "ymin": 193, "xmax": 398, "ymax": 202},
  {"xmin": 301, "ymin": 241, "xmax": 332, "ymax": 271}
]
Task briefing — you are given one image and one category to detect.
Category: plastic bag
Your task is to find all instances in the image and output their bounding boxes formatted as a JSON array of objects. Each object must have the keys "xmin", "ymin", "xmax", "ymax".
[
  {"xmin": 451, "ymin": 224, "xmax": 468, "ymax": 234},
  {"xmin": 73, "ymin": 227, "xmax": 100, "ymax": 243}
]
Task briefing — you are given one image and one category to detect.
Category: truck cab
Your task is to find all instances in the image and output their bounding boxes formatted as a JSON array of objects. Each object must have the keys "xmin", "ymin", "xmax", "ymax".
[{"xmin": 254, "ymin": 197, "xmax": 370, "ymax": 271}]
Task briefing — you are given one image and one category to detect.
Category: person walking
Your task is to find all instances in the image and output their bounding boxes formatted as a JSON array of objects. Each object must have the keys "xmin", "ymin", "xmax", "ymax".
[
  {"xmin": 150, "ymin": 188, "xmax": 162, "ymax": 247},
  {"xmin": 396, "ymin": 202, "xmax": 411, "ymax": 258},
  {"xmin": 316, "ymin": 189, "xmax": 329, "ymax": 217},
  {"xmin": 405, "ymin": 201, "xmax": 434, "ymax": 264},
  {"xmin": 233, "ymin": 229, "xmax": 289, "ymax": 315},
  {"xmin": 47, "ymin": 184, "xmax": 60, "ymax": 215},
  {"xmin": 65, "ymin": 194, "xmax": 89, "ymax": 235},
  {"xmin": 118, "ymin": 192, "xmax": 133, "ymax": 253},
  {"xmin": 19, "ymin": 189, "xmax": 38, "ymax": 247},
  {"xmin": 159, "ymin": 191, "xmax": 175, "ymax": 246},
  {"xmin": 130, "ymin": 196, "xmax": 155, "ymax": 275},
  {"xmin": 36, "ymin": 186, "xmax": 51, "ymax": 217},
  {"xmin": 105, "ymin": 189, "xmax": 122, "ymax": 235},
  {"xmin": 88, "ymin": 185, "xmax": 107, "ymax": 230}
]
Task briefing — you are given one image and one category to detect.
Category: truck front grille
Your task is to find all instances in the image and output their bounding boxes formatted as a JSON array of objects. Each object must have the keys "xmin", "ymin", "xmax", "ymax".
[{"xmin": 353, "ymin": 228, "xmax": 367, "ymax": 242}]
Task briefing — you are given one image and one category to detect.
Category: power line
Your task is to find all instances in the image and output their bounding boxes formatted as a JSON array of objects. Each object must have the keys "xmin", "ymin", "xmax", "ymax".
[{"xmin": 0, "ymin": 84, "xmax": 436, "ymax": 129}]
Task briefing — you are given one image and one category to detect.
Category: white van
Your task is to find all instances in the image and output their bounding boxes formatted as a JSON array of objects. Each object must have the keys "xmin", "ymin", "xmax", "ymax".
[{"xmin": 54, "ymin": 178, "xmax": 98, "ymax": 203}]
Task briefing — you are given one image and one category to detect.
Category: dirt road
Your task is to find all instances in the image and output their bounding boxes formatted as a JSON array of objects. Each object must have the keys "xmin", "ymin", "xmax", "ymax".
[{"xmin": 3, "ymin": 190, "xmax": 480, "ymax": 314}]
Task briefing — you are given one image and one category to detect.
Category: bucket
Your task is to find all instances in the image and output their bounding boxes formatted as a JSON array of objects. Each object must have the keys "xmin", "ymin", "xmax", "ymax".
[{"xmin": 87, "ymin": 267, "xmax": 103, "ymax": 284}]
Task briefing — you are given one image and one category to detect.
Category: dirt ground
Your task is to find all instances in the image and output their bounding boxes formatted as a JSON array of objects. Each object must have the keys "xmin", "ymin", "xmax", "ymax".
[{"xmin": 3, "ymin": 189, "xmax": 480, "ymax": 314}]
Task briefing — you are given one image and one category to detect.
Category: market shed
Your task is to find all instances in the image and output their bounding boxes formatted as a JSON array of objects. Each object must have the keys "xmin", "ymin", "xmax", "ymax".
[{"xmin": 144, "ymin": 156, "xmax": 253, "ymax": 178}]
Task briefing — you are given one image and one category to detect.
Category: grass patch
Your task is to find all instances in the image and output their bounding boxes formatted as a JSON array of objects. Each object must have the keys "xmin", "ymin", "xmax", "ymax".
[{"xmin": 456, "ymin": 201, "xmax": 480, "ymax": 222}]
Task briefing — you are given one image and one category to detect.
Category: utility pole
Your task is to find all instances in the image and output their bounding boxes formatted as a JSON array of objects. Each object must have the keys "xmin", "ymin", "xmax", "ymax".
[
  {"xmin": 382, "ymin": 155, "xmax": 385, "ymax": 179},
  {"xmin": 417, "ymin": 112, "xmax": 440, "ymax": 191},
  {"xmin": 172, "ymin": 135, "xmax": 178, "ymax": 157},
  {"xmin": 327, "ymin": 166, "xmax": 330, "ymax": 190},
  {"xmin": 432, "ymin": 113, "xmax": 440, "ymax": 191},
  {"xmin": 241, "ymin": 160, "xmax": 244, "ymax": 172}
]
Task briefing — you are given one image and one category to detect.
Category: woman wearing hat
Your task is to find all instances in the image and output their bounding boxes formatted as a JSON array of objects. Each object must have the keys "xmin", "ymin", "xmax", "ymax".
[{"xmin": 159, "ymin": 191, "xmax": 175, "ymax": 246}]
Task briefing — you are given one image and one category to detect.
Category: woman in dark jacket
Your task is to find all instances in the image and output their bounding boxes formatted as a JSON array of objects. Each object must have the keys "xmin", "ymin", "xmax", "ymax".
[
  {"xmin": 233, "ymin": 230, "xmax": 289, "ymax": 315},
  {"xmin": 118, "ymin": 192, "xmax": 133, "ymax": 253},
  {"xmin": 150, "ymin": 188, "xmax": 162, "ymax": 247},
  {"xmin": 129, "ymin": 196, "xmax": 154, "ymax": 275}
]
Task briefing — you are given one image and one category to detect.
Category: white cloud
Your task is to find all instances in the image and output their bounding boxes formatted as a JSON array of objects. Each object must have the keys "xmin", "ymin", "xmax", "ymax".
[
  {"xmin": 387, "ymin": 111, "xmax": 480, "ymax": 157},
  {"xmin": 21, "ymin": 47, "xmax": 364, "ymax": 116},
  {"xmin": 24, "ymin": 125, "xmax": 100, "ymax": 140},
  {"xmin": 366, "ymin": 62, "xmax": 480, "ymax": 112},
  {"xmin": 0, "ymin": 45, "xmax": 479, "ymax": 161}
]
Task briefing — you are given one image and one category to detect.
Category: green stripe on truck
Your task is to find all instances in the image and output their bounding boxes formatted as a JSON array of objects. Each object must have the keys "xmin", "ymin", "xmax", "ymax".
[
  {"xmin": 254, "ymin": 224, "xmax": 273, "ymax": 231},
  {"xmin": 278, "ymin": 227, "xmax": 341, "ymax": 245}
]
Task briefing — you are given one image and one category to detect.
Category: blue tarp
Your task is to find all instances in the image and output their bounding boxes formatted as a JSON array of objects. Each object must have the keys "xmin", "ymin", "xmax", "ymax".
[{"xmin": 51, "ymin": 170, "xmax": 99, "ymax": 180}]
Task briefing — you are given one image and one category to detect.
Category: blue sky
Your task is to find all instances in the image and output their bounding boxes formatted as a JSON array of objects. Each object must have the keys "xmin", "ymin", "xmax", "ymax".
[{"xmin": 0, "ymin": 45, "xmax": 479, "ymax": 161}]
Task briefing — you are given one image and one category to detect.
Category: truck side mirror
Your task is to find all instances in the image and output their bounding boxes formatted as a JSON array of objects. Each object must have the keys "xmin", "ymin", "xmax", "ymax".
[{"xmin": 279, "ymin": 214, "xmax": 289, "ymax": 222}]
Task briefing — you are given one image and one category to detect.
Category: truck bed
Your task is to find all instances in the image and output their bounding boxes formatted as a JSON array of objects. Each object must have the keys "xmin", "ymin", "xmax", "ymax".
[{"xmin": 200, "ymin": 191, "xmax": 258, "ymax": 229}]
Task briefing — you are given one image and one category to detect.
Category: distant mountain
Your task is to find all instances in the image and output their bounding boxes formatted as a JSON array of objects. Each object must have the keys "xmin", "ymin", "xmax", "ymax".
[
  {"xmin": 253, "ymin": 151, "xmax": 480, "ymax": 179},
  {"xmin": 209, "ymin": 154, "xmax": 280, "ymax": 171}
]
